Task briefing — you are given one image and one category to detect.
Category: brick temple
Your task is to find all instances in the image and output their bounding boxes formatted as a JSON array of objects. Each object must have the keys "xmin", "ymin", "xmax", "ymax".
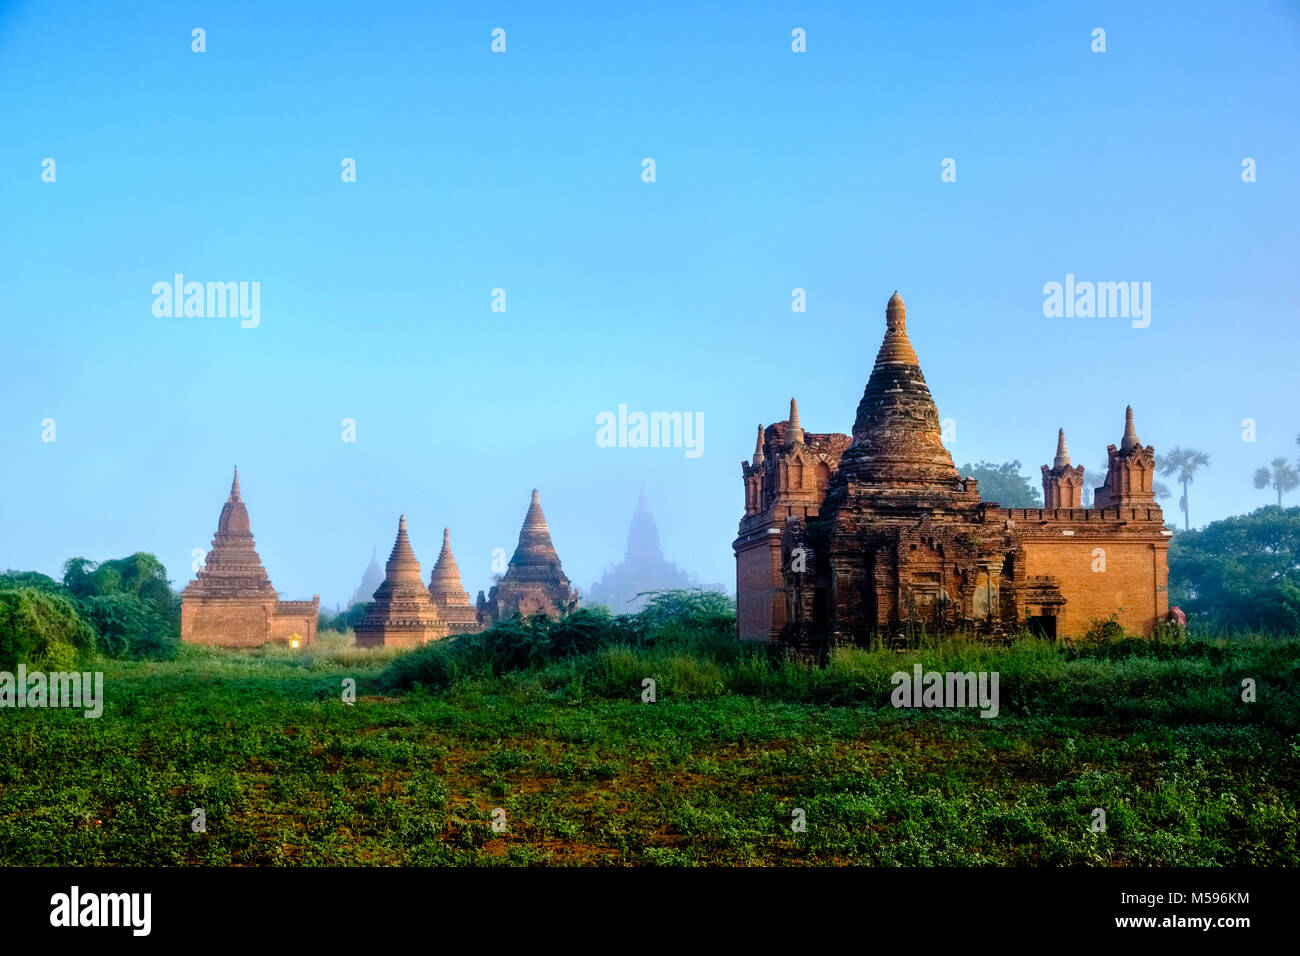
[
  {"xmin": 354, "ymin": 515, "xmax": 447, "ymax": 648},
  {"xmin": 477, "ymin": 490, "xmax": 577, "ymax": 624},
  {"xmin": 734, "ymin": 292, "xmax": 1171, "ymax": 654},
  {"xmin": 180, "ymin": 468, "xmax": 319, "ymax": 648},
  {"xmin": 427, "ymin": 528, "xmax": 481, "ymax": 634}
]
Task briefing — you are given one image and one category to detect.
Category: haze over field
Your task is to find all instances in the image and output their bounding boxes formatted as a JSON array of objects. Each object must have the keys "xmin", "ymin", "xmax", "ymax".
[{"xmin": 2, "ymin": 0, "xmax": 1298, "ymax": 607}]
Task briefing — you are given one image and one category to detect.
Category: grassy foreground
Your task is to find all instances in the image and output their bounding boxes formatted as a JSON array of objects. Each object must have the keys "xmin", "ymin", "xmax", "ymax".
[{"xmin": 1, "ymin": 617, "xmax": 1298, "ymax": 866}]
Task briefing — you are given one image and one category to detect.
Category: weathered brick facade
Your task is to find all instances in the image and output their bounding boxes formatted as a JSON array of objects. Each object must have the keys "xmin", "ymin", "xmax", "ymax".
[
  {"xmin": 180, "ymin": 468, "xmax": 319, "ymax": 648},
  {"xmin": 477, "ymin": 490, "xmax": 576, "ymax": 625},
  {"xmin": 734, "ymin": 293, "xmax": 1171, "ymax": 652}
]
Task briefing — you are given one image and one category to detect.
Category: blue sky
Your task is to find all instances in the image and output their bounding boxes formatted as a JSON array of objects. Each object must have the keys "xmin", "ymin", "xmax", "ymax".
[{"xmin": 2, "ymin": 0, "xmax": 1298, "ymax": 608}]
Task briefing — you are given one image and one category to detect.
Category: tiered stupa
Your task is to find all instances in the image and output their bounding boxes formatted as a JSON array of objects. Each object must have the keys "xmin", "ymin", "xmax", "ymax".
[
  {"xmin": 180, "ymin": 467, "xmax": 319, "ymax": 647},
  {"xmin": 427, "ymin": 528, "xmax": 481, "ymax": 634},
  {"xmin": 354, "ymin": 515, "xmax": 447, "ymax": 647},
  {"xmin": 477, "ymin": 490, "xmax": 576, "ymax": 624}
]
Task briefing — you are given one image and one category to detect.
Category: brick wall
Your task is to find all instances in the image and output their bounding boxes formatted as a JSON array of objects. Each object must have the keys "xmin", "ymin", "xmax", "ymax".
[
  {"xmin": 1020, "ymin": 537, "xmax": 1168, "ymax": 637},
  {"xmin": 181, "ymin": 599, "xmax": 274, "ymax": 647},
  {"xmin": 736, "ymin": 533, "xmax": 783, "ymax": 641},
  {"xmin": 271, "ymin": 599, "xmax": 320, "ymax": 646}
]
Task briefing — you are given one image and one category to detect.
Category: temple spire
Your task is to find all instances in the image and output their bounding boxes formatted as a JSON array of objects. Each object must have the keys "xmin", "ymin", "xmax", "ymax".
[
  {"xmin": 385, "ymin": 514, "xmax": 421, "ymax": 578},
  {"xmin": 1120, "ymin": 405, "xmax": 1141, "ymax": 452},
  {"xmin": 787, "ymin": 397, "xmax": 804, "ymax": 446},
  {"xmin": 625, "ymin": 483, "xmax": 662, "ymax": 561},
  {"xmin": 429, "ymin": 528, "xmax": 469, "ymax": 599},
  {"xmin": 835, "ymin": 291, "xmax": 957, "ymax": 488},
  {"xmin": 355, "ymin": 514, "xmax": 444, "ymax": 647},
  {"xmin": 230, "ymin": 466, "xmax": 241, "ymax": 500},
  {"xmin": 753, "ymin": 424, "xmax": 765, "ymax": 465},
  {"xmin": 510, "ymin": 489, "xmax": 563, "ymax": 571},
  {"xmin": 1053, "ymin": 428, "xmax": 1070, "ymax": 469}
]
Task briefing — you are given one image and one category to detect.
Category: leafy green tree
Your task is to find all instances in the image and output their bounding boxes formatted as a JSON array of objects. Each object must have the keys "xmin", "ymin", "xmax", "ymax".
[
  {"xmin": 320, "ymin": 601, "xmax": 372, "ymax": 633},
  {"xmin": 60, "ymin": 553, "xmax": 179, "ymax": 659},
  {"xmin": 1168, "ymin": 506, "xmax": 1300, "ymax": 633},
  {"xmin": 1157, "ymin": 447, "xmax": 1211, "ymax": 530},
  {"xmin": 79, "ymin": 592, "xmax": 175, "ymax": 659},
  {"xmin": 1255, "ymin": 457, "xmax": 1300, "ymax": 507},
  {"xmin": 956, "ymin": 461, "xmax": 1042, "ymax": 508},
  {"xmin": 0, "ymin": 587, "xmax": 96, "ymax": 670},
  {"xmin": 0, "ymin": 570, "xmax": 64, "ymax": 593}
]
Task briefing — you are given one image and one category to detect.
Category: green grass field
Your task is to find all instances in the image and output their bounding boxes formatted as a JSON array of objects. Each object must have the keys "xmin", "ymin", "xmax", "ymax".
[{"xmin": 2, "ymin": 625, "xmax": 1297, "ymax": 866}]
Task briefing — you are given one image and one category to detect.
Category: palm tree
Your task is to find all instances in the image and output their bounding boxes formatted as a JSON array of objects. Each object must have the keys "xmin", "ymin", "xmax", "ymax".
[
  {"xmin": 1157, "ymin": 447, "xmax": 1211, "ymax": 531},
  {"xmin": 1254, "ymin": 457, "xmax": 1299, "ymax": 507},
  {"xmin": 1153, "ymin": 480, "xmax": 1172, "ymax": 502}
]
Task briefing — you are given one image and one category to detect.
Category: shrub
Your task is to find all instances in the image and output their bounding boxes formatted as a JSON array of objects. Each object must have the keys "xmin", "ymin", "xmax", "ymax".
[
  {"xmin": 380, "ymin": 589, "xmax": 736, "ymax": 691},
  {"xmin": 1083, "ymin": 615, "xmax": 1126, "ymax": 643},
  {"xmin": 0, "ymin": 587, "xmax": 96, "ymax": 669},
  {"xmin": 61, "ymin": 553, "xmax": 180, "ymax": 659},
  {"xmin": 80, "ymin": 592, "xmax": 177, "ymax": 660}
]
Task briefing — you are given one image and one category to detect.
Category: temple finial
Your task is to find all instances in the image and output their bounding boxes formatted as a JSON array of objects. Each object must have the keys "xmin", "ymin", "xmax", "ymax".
[
  {"xmin": 531, "ymin": 489, "xmax": 540, "ymax": 505},
  {"xmin": 753, "ymin": 424, "xmax": 765, "ymax": 464},
  {"xmin": 1053, "ymin": 428, "xmax": 1070, "ymax": 469},
  {"xmin": 443, "ymin": 527, "xmax": 451, "ymax": 546},
  {"xmin": 1120, "ymin": 405, "xmax": 1141, "ymax": 452},
  {"xmin": 231, "ymin": 466, "xmax": 241, "ymax": 499},
  {"xmin": 875, "ymin": 291, "xmax": 918, "ymax": 366},
  {"xmin": 886, "ymin": 291, "xmax": 906, "ymax": 331},
  {"xmin": 787, "ymin": 398, "xmax": 804, "ymax": 445}
]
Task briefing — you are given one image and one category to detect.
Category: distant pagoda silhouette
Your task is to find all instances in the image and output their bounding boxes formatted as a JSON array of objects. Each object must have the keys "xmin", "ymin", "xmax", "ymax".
[
  {"xmin": 587, "ymin": 484, "xmax": 725, "ymax": 613},
  {"xmin": 348, "ymin": 546, "xmax": 384, "ymax": 607}
]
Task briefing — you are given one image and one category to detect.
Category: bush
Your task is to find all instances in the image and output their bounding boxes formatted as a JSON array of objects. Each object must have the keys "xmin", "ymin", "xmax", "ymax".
[
  {"xmin": 80, "ymin": 592, "xmax": 177, "ymax": 660},
  {"xmin": 380, "ymin": 590, "xmax": 735, "ymax": 691},
  {"xmin": 0, "ymin": 587, "xmax": 96, "ymax": 669},
  {"xmin": 62, "ymin": 553, "xmax": 180, "ymax": 660},
  {"xmin": 1083, "ymin": 615, "xmax": 1126, "ymax": 643},
  {"xmin": 320, "ymin": 602, "xmax": 370, "ymax": 634}
]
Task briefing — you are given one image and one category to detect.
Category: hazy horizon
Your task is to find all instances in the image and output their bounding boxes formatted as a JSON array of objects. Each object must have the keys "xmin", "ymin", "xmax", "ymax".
[{"xmin": 3, "ymin": 0, "xmax": 1298, "ymax": 608}]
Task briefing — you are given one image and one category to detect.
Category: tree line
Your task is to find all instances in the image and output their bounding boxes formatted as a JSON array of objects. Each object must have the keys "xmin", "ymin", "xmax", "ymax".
[{"xmin": 0, "ymin": 553, "xmax": 180, "ymax": 670}]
